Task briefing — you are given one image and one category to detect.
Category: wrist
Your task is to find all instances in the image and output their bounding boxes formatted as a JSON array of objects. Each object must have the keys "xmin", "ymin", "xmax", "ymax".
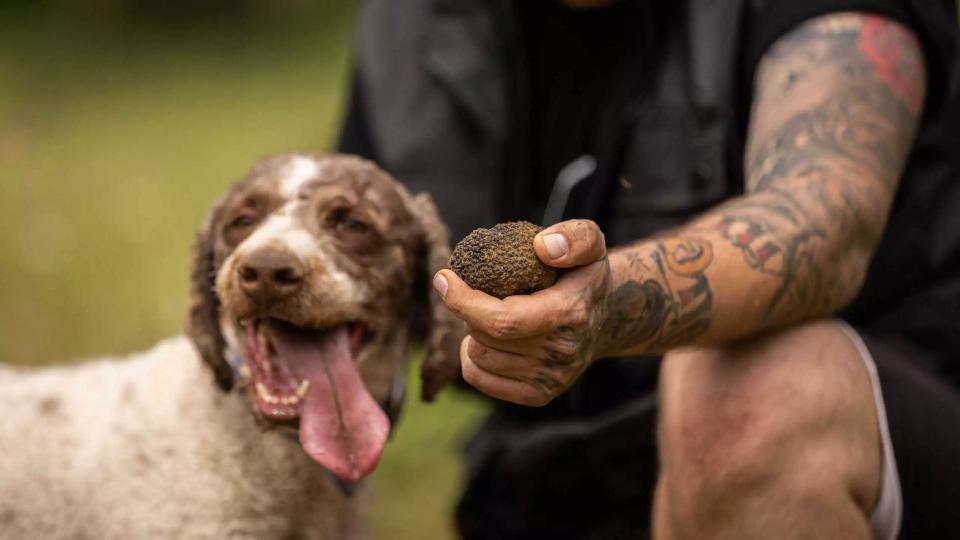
[
  {"xmin": 595, "ymin": 241, "xmax": 690, "ymax": 357},
  {"xmin": 592, "ymin": 247, "xmax": 650, "ymax": 358}
]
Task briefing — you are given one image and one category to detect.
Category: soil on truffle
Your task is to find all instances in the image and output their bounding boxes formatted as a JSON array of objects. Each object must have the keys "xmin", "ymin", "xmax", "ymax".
[{"xmin": 448, "ymin": 221, "xmax": 557, "ymax": 299}]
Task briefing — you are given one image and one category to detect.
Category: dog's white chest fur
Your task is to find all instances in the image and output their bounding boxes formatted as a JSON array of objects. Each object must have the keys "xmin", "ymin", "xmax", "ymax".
[{"xmin": 0, "ymin": 337, "xmax": 366, "ymax": 539}]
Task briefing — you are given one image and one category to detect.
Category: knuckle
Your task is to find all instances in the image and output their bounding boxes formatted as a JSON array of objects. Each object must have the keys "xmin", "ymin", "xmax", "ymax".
[
  {"xmin": 577, "ymin": 219, "xmax": 600, "ymax": 235},
  {"xmin": 571, "ymin": 219, "xmax": 602, "ymax": 241},
  {"xmin": 470, "ymin": 344, "xmax": 501, "ymax": 371},
  {"xmin": 460, "ymin": 355, "xmax": 477, "ymax": 377},
  {"xmin": 565, "ymin": 305, "xmax": 591, "ymax": 328},
  {"xmin": 527, "ymin": 376, "xmax": 562, "ymax": 406},
  {"xmin": 443, "ymin": 295, "xmax": 465, "ymax": 317},
  {"xmin": 464, "ymin": 371, "xmax": 493, "ymax": 396},
  {"xmin": 460, "ymin": 352, "xmax": 484, "ymax": 381},
  {"xmin": 466, "ymin": 337, "xmax": 486, "ymax": 359},
  {"xmin": 550, "ymin": 342, "xmax": 579, "ymax": 360},
  {"xmin": 488, "ymin": 311, "xmax": 521, "ymax": 339},
  {"xmin": 461, "ymin": 366, "xmax": 480, "ymax": 387}
]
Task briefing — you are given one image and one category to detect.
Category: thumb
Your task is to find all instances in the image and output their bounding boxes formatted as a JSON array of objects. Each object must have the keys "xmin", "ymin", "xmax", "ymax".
[{"xmin": 533, "ymin": 219, "xmax": 606, "ymax": 268}]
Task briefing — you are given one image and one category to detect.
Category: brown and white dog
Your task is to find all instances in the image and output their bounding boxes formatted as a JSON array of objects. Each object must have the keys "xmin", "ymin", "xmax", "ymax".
[{"xmin": 0, "ymin": 154, "xmax": 461, "ymax": 539}]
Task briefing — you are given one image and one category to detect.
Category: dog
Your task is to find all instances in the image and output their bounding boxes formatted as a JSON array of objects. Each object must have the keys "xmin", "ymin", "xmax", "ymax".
[{"xmin": 0, "ymin": 154, "xmax": 462, "ymax": 539}]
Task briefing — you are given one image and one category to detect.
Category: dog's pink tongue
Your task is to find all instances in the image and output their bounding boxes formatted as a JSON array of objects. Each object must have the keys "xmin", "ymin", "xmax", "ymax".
[{"xmin": 270, "ymin": 325, "xmax": 390, "ymax": 482}]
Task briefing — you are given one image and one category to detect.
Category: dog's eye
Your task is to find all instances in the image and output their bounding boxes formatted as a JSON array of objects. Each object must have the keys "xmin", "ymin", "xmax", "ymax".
[
  {"xmin": 335, "ymin": 215, "xmax": 369, "ymax": 234},
  {"xmin": 229, "ymin": 214, "xmax": 257, "ymax": 229},
  {"xmin": 331, "ymin": 207, "xmax": 371, "ymax": 234},
  {"xmin": 223, "ymin": 211, "xmax": 261, "ymax": 246},
  {"xmin": 329, "ymin": 208, "xmax": 380, "ymax": 251}
]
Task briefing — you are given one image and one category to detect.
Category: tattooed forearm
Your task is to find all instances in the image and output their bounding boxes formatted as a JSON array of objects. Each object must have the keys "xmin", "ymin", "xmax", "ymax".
[{"xmin": 600, "ymin": 237, "xmax": 714, "ymax": 353}]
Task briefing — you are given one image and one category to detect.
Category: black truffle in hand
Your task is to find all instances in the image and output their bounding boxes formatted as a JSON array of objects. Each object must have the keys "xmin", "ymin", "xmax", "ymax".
[{"xmin": 448, "ymin": 221, "xmax": 558, "ymax": 299}]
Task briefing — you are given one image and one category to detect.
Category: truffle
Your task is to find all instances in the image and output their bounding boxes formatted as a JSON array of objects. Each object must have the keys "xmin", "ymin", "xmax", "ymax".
[{"xmin": 449, "ymin": 221, "xmax": 557, "ymax": 299}]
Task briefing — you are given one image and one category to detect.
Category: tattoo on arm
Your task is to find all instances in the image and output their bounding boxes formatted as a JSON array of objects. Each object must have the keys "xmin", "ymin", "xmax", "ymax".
[
  {"xmin": 601, "ymin": 237, "xmax": 714, "ymax": 352},
  {"xmin": 749, "ymin": 14, "xmax": 923, "ymax": 192},
  {"xmin": 733, "ymin": 14, "xmax": 925, "ymax": 320}
]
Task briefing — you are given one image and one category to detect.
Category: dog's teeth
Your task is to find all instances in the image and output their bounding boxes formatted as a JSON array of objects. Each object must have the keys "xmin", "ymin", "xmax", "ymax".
[
  {"xmin": 255, "ymin": 382, "xmax": 278, "ymax": 404},
  {"xmin": 296, "ymin": 380, "xmax": 310, "ymax": 399},
  {"xmin": 255, "ymin": 379, "xmax": 307, "ymax": 408}
]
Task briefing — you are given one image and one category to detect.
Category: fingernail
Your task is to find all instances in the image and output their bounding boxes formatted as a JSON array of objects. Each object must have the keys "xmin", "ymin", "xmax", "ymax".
[
  {"xmin": 542, "ymin": 233, "xmax": 568, "ymax": 259},
  {"xmin": 433, "ymin": 274, "xmax": 448, "ymax": 297}
]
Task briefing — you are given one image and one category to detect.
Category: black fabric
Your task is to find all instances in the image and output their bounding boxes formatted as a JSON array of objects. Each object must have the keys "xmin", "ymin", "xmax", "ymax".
[
  {"xmin": 511, "ymin": 1, "xmax": 677, "ymax": 225},
  {"xmin": 603, "ymin": 3, "xmax": 743, "ymax": 246},
  {"xmin": 863, "ymin": 332, "xmax": 960, "ymax": 539},
  {"xmin": 457, "ymin": 359, "xmax": 661, "ymax": 540}
]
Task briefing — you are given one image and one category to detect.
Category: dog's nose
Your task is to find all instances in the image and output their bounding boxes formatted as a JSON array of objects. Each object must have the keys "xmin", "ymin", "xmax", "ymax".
[{"xmin": 237, "ymin": 249, "xmax": 305, "ymax": 303}]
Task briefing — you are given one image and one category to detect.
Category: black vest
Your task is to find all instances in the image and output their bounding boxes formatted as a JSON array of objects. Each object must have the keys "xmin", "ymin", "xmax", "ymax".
[{"xmin": 352, "ymin": 0, "xmax": 744, "ymax": 247}]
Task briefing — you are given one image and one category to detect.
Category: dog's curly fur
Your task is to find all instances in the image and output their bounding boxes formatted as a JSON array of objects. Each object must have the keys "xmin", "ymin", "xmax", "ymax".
[{"xmin": 0, "ymin": 154, "xmax": 461, "ymax": 539}]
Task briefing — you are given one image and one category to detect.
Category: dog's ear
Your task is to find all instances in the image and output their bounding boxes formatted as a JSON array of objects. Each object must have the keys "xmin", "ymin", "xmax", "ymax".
[
  {"xmin": 185, "ymin": 198, "xmax": 234, "ymax": 392},
  {"xmin": 408, "ymin": 192, "xmax": 463, "ymax": 402}
]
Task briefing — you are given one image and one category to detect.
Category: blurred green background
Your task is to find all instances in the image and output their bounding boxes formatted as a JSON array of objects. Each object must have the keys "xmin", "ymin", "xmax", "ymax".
[{"xmin": 0, "ymin": 2, "xmax": 487, "ymax": 538}]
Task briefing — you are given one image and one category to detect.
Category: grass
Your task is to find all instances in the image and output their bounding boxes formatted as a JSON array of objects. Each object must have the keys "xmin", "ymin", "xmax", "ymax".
[{"xmin": 0, "ymin": 5, "xmax": 487, "ymax": 539}]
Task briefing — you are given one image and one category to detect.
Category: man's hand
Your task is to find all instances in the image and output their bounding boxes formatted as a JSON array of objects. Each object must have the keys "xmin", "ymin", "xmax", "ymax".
[{"xmin": 433, "ymin": 219, "xmax": 608, "ymax": 406}]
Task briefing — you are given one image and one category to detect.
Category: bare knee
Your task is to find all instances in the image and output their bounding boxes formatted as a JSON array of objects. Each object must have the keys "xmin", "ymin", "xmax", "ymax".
[{"xmin": 656, "ymin": 322, "xmax": 880, "ymax": 536}]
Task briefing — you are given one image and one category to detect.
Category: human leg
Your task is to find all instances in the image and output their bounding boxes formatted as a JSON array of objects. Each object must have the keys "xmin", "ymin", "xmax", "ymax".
[{"xmin": 654, "ymin": 321, "xmax": 881, "ymax": 540}]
